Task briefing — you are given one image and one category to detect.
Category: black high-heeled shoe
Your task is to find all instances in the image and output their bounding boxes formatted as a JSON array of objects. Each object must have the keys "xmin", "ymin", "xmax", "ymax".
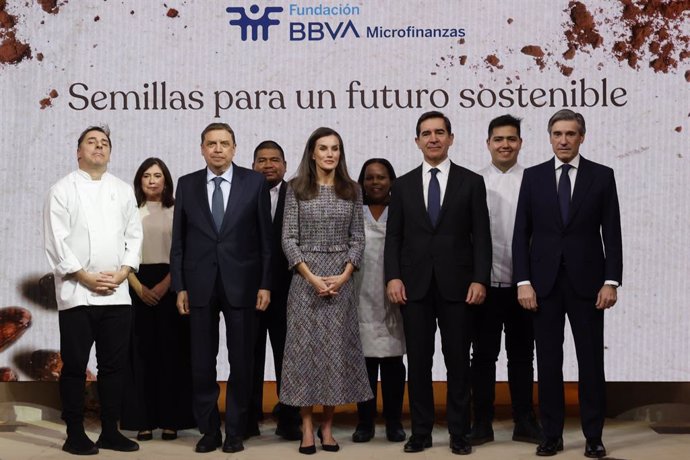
[
  {"xmin": 298, "ymin": 440, "xmax": 316, "ymax": 455},
  {"xmin": 317, "ymin": 426, "xmax": 340, "ymax": 452}
]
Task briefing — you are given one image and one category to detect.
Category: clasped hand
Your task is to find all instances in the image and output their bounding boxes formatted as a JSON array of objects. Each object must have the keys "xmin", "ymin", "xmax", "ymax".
[{"xmin": 310, "ymin": 273, "xmax": 348, "ymax": 297}]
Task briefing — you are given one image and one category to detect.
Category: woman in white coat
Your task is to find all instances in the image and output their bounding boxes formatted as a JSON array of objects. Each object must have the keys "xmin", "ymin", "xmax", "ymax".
[{"xmin": 352, "ymin": 158, "xmax": 407, "ymax": 443}]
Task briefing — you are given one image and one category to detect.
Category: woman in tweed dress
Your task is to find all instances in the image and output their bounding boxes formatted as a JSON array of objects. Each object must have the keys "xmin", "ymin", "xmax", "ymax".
[{"xmin": 281, "ymin": 127, "xmax": 372, "ymax": 454}]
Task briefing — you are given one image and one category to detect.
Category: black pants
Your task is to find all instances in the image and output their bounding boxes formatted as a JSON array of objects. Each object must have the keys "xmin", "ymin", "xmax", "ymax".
[
  {"xmin": 59, "ymin": 305, "xmax": 131, "ymax": 429},
  {"xmin": 357, "ymin": 356, "xmax": 406, "ymax": 427},
  {"xmin": 189, "ymin": 276, "xmax": 257, "ymax": 438},
  {"xmin": 120, "ymin": 264, "xmax": 195, "ymax": 431},
  {"xmin": 401, "ymin": 283, "xmax": 472, "ymax": 436},
  {"xmin": 470, "ymin": 286, "xmax": 535, "ymax": 425},
  {"xmin": 533, "ymin": 268, "xmax": 605, "ymax": 440},
  {"xmin": 248, "ymin": 299, "xmax": 300, "ymax": 428}
]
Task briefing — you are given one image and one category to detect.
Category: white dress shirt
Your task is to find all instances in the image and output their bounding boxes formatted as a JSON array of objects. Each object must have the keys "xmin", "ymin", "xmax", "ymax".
[
  {"xmin": 206, "ymin": 165, "xmax": 233, "ymax": 211},
  {"xmin": 269, "ymin": 182, "xmax": 281, "ymax": 220},
  {"xmin": 479, "ymin": 162, "xmax": 524, "ymax": 286},
  {"xmin": 422, "ymin": 157, "xmax": 451, "ymax": 209},
  {"xmin": 44, "ymin": 169, "xmax": 143, "ymax": 310}
]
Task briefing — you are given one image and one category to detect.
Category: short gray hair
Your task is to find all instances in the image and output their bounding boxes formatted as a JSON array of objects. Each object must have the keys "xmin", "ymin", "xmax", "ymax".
[{"xmin": 547, "ymin": 109, "xmax": 586, "ymax": 135}]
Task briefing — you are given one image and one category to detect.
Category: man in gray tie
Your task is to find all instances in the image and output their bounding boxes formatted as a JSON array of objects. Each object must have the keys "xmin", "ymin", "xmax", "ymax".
[{"xmin": 170, "ymin": 122, "xmax": 273, "ymax": 454}]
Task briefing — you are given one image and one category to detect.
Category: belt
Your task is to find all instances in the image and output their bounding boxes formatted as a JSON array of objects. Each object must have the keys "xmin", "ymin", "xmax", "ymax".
[{"xmin": 490, "ymin": 281, "xmax": 513, "ymax": 288}]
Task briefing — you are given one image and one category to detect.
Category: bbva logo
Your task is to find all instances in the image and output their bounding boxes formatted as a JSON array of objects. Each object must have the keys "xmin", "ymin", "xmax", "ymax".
[{"xmin": 226, "ymin": 4, "xmax": 283, "ymax": 41}]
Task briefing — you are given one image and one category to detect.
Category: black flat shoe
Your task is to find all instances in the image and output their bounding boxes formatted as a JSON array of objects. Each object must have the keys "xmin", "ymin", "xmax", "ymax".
[
  {"xmin": 449, "ymin": 434, "xmax": 472, "ymax": 455},
  {"xmin": 136, "ymin": 431, "xmax": 153, "ymax": 441},
  {"xmin": 161, "ymin": 430, "xmax": 177, "ymax": 441},
  {"xmin": 222, "ymin": 436, "xmax": 244, "ymax": 453},
  {"xmin": 385, "ymin": 423, "xmax": 407, "ymax": 442},
  {"xmin": 276, "ymin": 423, "xmax": 302, "ymax": 441},
  {"xmin": 536, "ymin": 437, "xmax": 564, "ymax": 457},
  {"xmin": 244, "ymin": 424, "xmax": 260, "ymax": 440},
  {"xmin": 584, "ymin": 438, "xmax": 607, "ymax": 458},
  {"xmin": 352, "ymin": 423, "xmax": 375, "ymax": 443},
  {"xmin": 195, "ymin": 431, "xmax": 222, "ymax": 453},
  {"xmin": 62, "ymin": 433, "xmax": 99, "ymax": 456},
  {"xmin": 468, "ymin": 423, "xmax": 494, "ymax": 446},
  {"xmin": 96, "ymin": 431, "xmax": 139, "ymax": 452},
  {"xmin": 512, "ymin": 413, "xmax": 544, "ymax": 444},
  {"xmin": 404, "ymin": 434, "xmax": 432, "ymax": 453},
  {"xmin": 317, "ymin": 426, "xmax": 340, "ymax": 452}
]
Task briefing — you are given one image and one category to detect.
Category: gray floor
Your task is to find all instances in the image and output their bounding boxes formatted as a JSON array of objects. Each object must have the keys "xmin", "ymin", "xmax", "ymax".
[{"xmin": 1, "ymin": 404, "xmax": 689, "ymax": 459}]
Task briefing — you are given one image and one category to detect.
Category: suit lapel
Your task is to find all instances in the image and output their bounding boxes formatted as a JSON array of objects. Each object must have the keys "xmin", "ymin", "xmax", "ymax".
[
  {"xmin": 194, "ymin": 169, "xmax": 218, "ymax": 233},
  {"xmin": 221, "ymin": 164, "xmax": 244, "ymax": 233},
  {"xmin": 274, "ymin": 180, "xmax": 287, "ymax": 226},
  {"xmin": 411, "ymin": 166, "xmax": 434, "ymax": 230},
  {"xmin": 568, "ymin": 156, "xmax": 593, "ymax": 225},
  {"xmin": 439, "ymin": 163, "xmax": 461, "ymax": 225},
  {"xmin": 540, "ymin": 159, "xmax": 563, "ymax": 228}
]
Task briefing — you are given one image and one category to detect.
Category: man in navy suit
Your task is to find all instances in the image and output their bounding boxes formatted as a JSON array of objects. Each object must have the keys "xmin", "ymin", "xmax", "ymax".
[
  {"xmin": 512, "ymin": 109, "xmax": 622, "ymax": 458},
  {"xmin": 385, "ymin": 111, "xmax": 492, "ymax": 455},
  {"xmin": 170, "ymin": 122, "xmax": 272, "ymax": 454}
]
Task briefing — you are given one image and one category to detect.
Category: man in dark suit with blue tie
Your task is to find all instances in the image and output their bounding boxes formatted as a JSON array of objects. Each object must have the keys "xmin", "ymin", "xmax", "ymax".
[
  {"xmin": 170, "ymin": 122, "xmax": 272, "ymax": 454},
  {"xmin": 512, "ymin": 110, "xmax": 622, "ymax": 458},
  {"xmin": 385, "ymin": 111, "xmax": 492, "ymax": 455}
]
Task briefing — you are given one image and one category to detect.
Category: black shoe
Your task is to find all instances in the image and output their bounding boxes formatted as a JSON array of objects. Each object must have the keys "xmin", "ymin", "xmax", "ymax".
[
  {"xmin": 317, "ymin": 426, "xmax": 340, "ymax": 452},
  {"xmin": 299, "ymin": 441, "xmax": 317, "ymax": 455},
  {"xmin": 222, "ymin": 436, "xmax": 245, "ymax": 453},
  {"xmin": 276, "ymin": 423, "xmax": 302, "ymax": 441},
  {"xmin": 513, "ymin": 414, "xmax": 544, "ymax": 444},
  {"xmin": 352, "ymin": 423, "xmax": 375, "ymax": 443},
  {"xmin": 244, "ymin": 424, "xmax": 261, "ymax": 440},
  {"xmin": 195, "ymin": 431, "xmax": 222, "ymax": 453},
  {"xmin": 404, "ymin": 434, "xmax": 432, "ymax": 453},
  {"xmin": 450, "ymin": 435, "xmax": 472, "ymax": 455},
  {"xmin": 62, "ymin": 432, "xmax": 99, "ymax": 456},
  {"xmin": 584, "ymin": 438, "xmax": 607, "ymax": 458},
  {"xmin": 96, "ymin": 431, "xmax": 139, "ymax": 452},
  {"xmin": 536, "ymin": 437, "xmax": 564, "ymax": 457},
  {"xmin": 468, "ymin": 424, "xmax": 494, "ymax": 446},
  {"xmin": 136, "ymin": 430, "xmax": 153, "ymax": 441},
  {"xmin": 385, "ymin": 422, "xmax": 407, "ymax": 442},
  {"xmin": 161, "ymin": 430, "xmax": 177, "ymax": 441}
]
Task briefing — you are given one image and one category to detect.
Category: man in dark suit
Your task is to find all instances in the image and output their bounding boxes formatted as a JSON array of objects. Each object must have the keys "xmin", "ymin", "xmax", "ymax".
[
  {"xmin": 512, "ymin": 109, "xmax": 622, "ymax": 458},
  {"xmin": 246, "ymin": 140, "xmax": 301, "ymax": 441},
  {"xmin": 170, "ymin": 122, "xmax": 272, "ymax": 454},
  {"xmin": 385, "ymin": 111, "xmax": 492, "ymax": 455}
]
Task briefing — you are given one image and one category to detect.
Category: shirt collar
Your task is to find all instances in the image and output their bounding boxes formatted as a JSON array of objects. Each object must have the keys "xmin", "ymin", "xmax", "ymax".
[
  {"xmin": 207, "ymin": 163, "xmax": 234, "ymax": 184},
  {"xmin": 76, "ymin": 168, "xmax": 106, "ymax": 181},
  {"xmin": 554, "ymin": 154, "xmax": 580, "ymax": 170},
  {"xmin": 422, "ymin": 156, "xmax": 451, "ymax": 175},
  {"xmin": 488, "ymin": 162, "xmax": 522, "ymax": 175}
]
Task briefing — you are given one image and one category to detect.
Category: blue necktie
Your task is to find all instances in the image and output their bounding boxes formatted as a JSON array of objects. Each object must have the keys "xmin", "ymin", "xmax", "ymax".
[
  {"xmin": 558, "ymin": 164, "xmax": 572, "ymax": 225},
  {"xmin": 212, "ymin": 176, "xmax": 224, "ymax": 231},
  {"xmin": 428, "ymin": 168, "xmax": 440, "ymax": 227}
]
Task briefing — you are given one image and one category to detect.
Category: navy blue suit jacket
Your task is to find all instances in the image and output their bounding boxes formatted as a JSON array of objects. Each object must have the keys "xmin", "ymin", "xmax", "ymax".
[
  {"xmin": 384, "ymin": 162, "xmax": 492, "ymax": 302},
  {"xmin": 170, "ymin": 164, "xmax": 272, "ymax": 308},
  {"xmin": 512, "ymin": 156, "xmax": 622, "ymax": 298}
]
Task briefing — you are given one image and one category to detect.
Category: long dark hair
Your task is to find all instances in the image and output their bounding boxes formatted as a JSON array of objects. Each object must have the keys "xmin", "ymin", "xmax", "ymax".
[
  {"xmin": 133, "ymin": 157, "xmax": 175, "ymax": 208},
  {"xmin": 290, "ymin": 127, "xmax": 358, "ymax": 202},
  {"xmin": 357, "ymin": 158, "xmax": 397, "ymax": 205}
]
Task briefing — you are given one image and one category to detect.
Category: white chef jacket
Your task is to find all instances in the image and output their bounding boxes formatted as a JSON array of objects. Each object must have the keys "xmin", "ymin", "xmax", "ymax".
[
  {"xmin": 478, "ymin": 162, "xmax": 524, "ymax": 285},
  {"xmin": 44, "ymin": 169, "xmax": 143, "ymax": 310}
]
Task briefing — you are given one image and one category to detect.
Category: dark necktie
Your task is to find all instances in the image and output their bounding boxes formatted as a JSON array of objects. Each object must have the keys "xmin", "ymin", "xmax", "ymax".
[
  {"xmin": 212, "ymin": 176, "xmax": 224, "ymax": 231},
  {"xmin": 558, "ymin": 164, "xmax": 572, "ymax": 225},
  {"xmin": 428, "ymin": 168, "xmax": 441, "ymax": 227}
]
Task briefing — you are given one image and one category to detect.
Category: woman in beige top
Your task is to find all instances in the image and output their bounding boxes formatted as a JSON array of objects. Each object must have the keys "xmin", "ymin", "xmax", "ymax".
[{"xmin": 120, "ymin": 158, "xmax": 195, "ymax": 441}]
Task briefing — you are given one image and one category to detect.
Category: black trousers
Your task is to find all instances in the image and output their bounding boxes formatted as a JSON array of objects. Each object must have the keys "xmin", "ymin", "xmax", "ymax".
[
  {"xmin": 248, "ymin": 300, "xmax": 299, "ymax": 428},
  {"xmin": 470, "ymin": 286, "xmax": 535, "ymax": 425},
  {"xmin": 189, "ymin": 275, "xmax": 257, "ymax": 438},
  {"xmin": 357, "ymin": 356, "xmax": 406, "ymax": 427},
  {"xmin": 401, "ymin": 282, "xmax": 472, "ymax": 436},
  {"xmin": 120, "ymin": 264, "xmax": 195, "ymax": 431},
  {"xmin": 533, "ymin": 267, "xmax": 605, "ymax": 440},
  {"xmin": 59, "ymin": 305, "xmax": 131, "ymax": 429}
]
